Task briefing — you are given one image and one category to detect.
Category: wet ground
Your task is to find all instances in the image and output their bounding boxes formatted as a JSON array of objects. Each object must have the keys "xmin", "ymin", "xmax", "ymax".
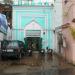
[{"xmin": 0, "ymin": 53, "xmax": 75, "ymax": 75}]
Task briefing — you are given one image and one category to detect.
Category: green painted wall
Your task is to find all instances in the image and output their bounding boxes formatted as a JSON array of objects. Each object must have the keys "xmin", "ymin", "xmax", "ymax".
[{"xmin": 12, "ymin": 6, "xmax": 54, "ymax": 50}]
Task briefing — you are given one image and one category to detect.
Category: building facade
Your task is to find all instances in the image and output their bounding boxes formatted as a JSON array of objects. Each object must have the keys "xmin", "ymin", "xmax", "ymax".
[
  {"xmin": 61, "ymin": 0, "xmax": 75, "ymax": 64},
  {"xmin": 53, "ymin": 0, "xmax": 63, "ymax": 53},
  {"xmin": 62, "ymin": 0, "xmax": 75, "ymax": 24},
  {"xmin": 12, "ymin": 0, "xmax": 55, "ymax": 52}
]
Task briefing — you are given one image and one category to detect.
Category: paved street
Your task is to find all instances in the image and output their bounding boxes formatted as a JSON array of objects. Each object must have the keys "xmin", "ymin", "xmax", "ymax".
[{"xmin": 0, "ymin": 53, "xmax": 74, "ymax": 75}]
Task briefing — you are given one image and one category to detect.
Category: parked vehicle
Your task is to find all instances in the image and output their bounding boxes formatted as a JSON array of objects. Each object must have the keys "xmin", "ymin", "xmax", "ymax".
[{"xmin": 1, "ymin": 40, "xmax": 25, "ymax": 59}]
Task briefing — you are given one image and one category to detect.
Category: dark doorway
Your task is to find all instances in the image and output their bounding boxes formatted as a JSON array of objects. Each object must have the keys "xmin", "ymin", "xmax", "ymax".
[{"xmin": 24, "ymin": 37, "xmax": 42, "ymax": 51}]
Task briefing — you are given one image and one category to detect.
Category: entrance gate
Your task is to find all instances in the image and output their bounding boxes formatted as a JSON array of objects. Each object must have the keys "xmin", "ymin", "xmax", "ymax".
[
  {"xmin": 24, "ymin": 30, "xmax": 42, "ymax": 51},
  {"xmin": 24, "ymin": 37, "xmax": 42, "ymax": 51}
]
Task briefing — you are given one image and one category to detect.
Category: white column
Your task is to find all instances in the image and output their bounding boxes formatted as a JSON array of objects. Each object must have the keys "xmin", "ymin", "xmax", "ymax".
[{"xmin": 29, "ymin": 1, "xmax": 32, "ymax": 5}]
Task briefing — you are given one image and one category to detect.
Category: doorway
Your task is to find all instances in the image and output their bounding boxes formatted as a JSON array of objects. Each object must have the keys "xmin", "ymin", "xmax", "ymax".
[{"xmin": 24, "ymin": 37, "xmax": 42, "ymax": 51}]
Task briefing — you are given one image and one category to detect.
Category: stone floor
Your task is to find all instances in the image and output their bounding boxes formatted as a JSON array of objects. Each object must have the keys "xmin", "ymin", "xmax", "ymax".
[{"xmin": 0, "ymin": 53, "xmax": 75, "ymax": 75}]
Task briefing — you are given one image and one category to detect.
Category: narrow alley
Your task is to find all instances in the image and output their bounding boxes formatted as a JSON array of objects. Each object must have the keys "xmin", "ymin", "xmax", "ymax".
[{"xmin": 0, "ymin": 53, "xmax": 74, "ymax": 75}]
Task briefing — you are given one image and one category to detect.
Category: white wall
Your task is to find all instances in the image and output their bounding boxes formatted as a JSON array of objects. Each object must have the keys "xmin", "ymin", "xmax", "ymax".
[
  {"xmin": 53, "ymin": 0, "xmax": 63, "ymax": 27},
  {"xmin": 53, "ymin": 0, "xmax": 63, "ymax": 53}
]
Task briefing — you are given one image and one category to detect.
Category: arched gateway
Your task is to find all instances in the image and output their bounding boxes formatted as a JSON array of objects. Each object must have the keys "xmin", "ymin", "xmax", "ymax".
[
  {"xmin": 12, "ymin": 5, "xmax": 54, "ymax": 52},
  {"xmin": 24, "ymin": 20, "xmax": 43, "ymax": 51}
]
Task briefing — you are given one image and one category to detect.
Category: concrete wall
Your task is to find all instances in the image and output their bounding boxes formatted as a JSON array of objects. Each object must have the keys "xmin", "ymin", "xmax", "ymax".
[
  {"xmin": 62, "ymin": 23, "xmax": 75, "ymax": 64},
  {"xmin": 62, "ymin": 27, "xmax": 73, "ymax": 63},
  {"xmin": 62, "ymin": 0, "xmax": 75, "ymax": 24},
  {"xmin": 62, "ymin": 0, "xmax": 75, "ymax": 64},
  {"xmin": 53, "ymin": 0, "xmax": 63, "ymax": 53}
]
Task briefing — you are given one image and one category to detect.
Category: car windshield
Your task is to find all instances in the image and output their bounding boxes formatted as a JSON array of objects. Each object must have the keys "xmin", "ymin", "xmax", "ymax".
[{"xmin": 7, "ymin": 42, "xmax": 18, "ymax": 48}]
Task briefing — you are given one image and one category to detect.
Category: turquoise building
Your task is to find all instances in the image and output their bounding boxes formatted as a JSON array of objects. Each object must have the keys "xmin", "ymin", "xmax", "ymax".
[{"xmin": 12, "ymin": 0, "xmax": 54, "ymax": 52}]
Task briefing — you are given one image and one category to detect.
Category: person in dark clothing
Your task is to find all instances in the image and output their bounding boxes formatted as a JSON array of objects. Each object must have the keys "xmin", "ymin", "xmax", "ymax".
[{"xmin": 27, "ymin": 42, "xmax": 32, "ymax": 56}]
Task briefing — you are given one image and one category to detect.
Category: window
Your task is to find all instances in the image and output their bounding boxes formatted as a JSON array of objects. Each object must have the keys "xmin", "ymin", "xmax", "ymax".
[{"xmin": 7, "ymin": 42, "xmax": 18, "ymax": 48}]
